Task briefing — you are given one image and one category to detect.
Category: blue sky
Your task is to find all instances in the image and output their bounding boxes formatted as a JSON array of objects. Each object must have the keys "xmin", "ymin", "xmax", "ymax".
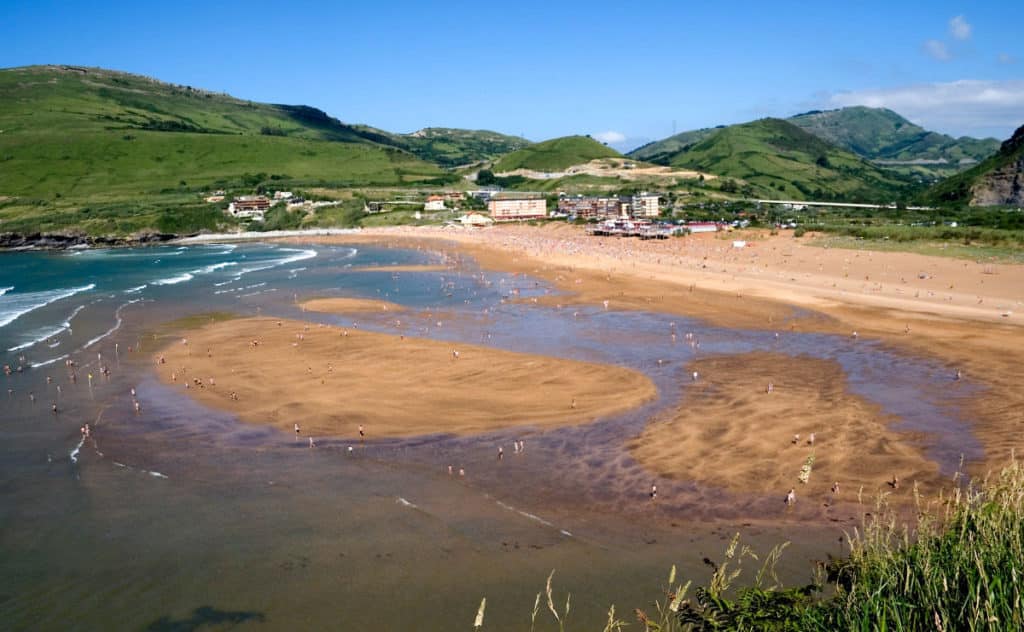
[{"xmin": 2, "ymin": 0, "xmax": 1022, "ymax": 150}]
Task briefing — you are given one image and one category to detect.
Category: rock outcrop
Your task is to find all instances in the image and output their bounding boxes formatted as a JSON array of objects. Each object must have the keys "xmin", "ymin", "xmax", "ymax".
[{"xmin": 969, "ymin": 125, "xmax": 1024, "ymax": 206}]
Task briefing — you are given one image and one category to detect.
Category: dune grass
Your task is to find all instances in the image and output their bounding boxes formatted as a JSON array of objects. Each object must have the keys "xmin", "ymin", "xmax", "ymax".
[{"xmin": 514, "ymin": 459, "xmax": 1024, "ymax": 631}]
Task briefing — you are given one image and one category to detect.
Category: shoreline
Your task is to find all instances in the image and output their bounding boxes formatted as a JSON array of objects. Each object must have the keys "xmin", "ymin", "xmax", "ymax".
[{"xmin": 291, "ymin": 225, "xmax": 1024, "ymax": 480}]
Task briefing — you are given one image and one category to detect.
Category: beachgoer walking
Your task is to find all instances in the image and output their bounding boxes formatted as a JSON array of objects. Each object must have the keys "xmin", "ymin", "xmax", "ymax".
[
  {"xmin": 650, "ymin": 484, "xmax": 657, "ymax": 500},
  {"xmin": 785, "ymin": 489, "xmax": 796, "ymax": 505}
]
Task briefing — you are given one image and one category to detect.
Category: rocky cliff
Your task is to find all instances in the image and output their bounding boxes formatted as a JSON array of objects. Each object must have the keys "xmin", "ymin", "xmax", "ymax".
[{"xmin": 969, "ymin": 125, "xmax": 1024, "ymax": 206}]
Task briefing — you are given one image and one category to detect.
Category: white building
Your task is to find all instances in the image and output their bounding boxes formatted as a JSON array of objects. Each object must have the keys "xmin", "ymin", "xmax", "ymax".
[
  {"xmin": 458, "ymin": 212, "xmax": 494, "ymax": 227},
  {"xmin": 424, "ymin": 195, "xmax": 446, "ymax": 211},
  {"xmin": 631, "ymin": 193, "xmax": 660, "ymax": 217},
  {"xmin": 488, "ymin": 196, "xmax": 547, "ymax": 221}
]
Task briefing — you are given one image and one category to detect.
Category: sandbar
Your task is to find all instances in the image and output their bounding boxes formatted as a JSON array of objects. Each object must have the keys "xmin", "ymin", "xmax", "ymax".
[
  {"xmin": 156, "ymin": 316, "xmax": 657, "ymax": 438},
  {"xmin": 301, "ymin": 297, "xmax": 406, "ymax": 314},
  {"xmin": 629, "ymin": 352, "xmax": 940, "ymax": 501}
]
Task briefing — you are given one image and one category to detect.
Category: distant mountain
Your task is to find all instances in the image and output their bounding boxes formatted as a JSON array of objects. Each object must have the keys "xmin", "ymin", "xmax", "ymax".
[
  {"xmin": 789, "ymin": 107, "xmax": 999, "ymax": 167},
  {"xmin": 926, "ymin": 123, "xmax": 1024, "ymax": 206},
  {"xmin": 492, "ymin": 135, "xmax": 621, "ymax": 173},
  {"xmin": 653, "ymin": 118, "xmax": 913, "ymax": 202},
  {"xmin": 631, "ymin": 107, "xmax": 999, "ymax": 181},
  {"xmin": 360, "ymin": 127, "xmax": 530, "ymax": 168}
]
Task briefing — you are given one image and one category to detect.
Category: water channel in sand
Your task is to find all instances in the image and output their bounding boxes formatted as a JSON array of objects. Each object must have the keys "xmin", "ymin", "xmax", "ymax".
[{"xmin": 0, "ymin": 241, "xmax": 978, "ymax": 630}]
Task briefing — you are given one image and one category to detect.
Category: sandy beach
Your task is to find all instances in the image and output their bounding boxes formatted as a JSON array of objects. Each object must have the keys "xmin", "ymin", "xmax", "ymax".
[
  {"xmin": 630, "ymin": 352, "xmax": 940, "ymax": 500},
  {"xmin": 291, "ymin": 224, "xmax": 1024, "ymax": 486},
  {"xmin": 155, "ymin": 315, "xmax": 657, "ymax": 438}
]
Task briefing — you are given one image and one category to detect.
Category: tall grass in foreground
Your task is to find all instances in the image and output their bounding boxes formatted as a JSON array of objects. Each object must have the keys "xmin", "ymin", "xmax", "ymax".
[{"xmin": 502, "ymin": 459, "xmax": 1024, "ymax": 631}]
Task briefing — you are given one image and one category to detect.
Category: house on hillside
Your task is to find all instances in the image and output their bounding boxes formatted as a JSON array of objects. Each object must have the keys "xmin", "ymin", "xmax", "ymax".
[
  {"xmin": 488, "ymin": 194, "xmax": 547, "ymax": 221},
  {"xmin": 424, "ymin": 195, "xmax": 446, "ymax": 211},
  {"xmin": 227, "ymin": 195, "xmax": 271, "ymax": 221}
]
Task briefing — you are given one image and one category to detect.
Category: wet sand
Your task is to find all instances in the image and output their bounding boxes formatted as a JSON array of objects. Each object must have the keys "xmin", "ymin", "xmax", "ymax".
[
  {"xmin": 301, "ymin": 297, "xmax": 407, "ymax": 314},
  {"xmin": 295, "ymin": 226, "xmax": 1024, "ymax": 482},
  {"xmin": 155, "ymin": 316, "xmax": 657, "ymax": 438},
  {"xmin": 630, "ymin": 352, "xmax": 939, "ymax": 501}
]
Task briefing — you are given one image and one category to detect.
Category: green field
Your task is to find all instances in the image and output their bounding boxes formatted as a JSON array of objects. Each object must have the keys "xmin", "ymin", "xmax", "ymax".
[{"xmin": 492, "ymin": 135, "xmax": 621, "ymax": 172}]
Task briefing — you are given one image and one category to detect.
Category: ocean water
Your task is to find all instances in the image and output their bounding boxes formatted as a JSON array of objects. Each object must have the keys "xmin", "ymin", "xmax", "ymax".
[{"xmin": 0, "ymin": 241, "xmax": 980, "ymax": 630}]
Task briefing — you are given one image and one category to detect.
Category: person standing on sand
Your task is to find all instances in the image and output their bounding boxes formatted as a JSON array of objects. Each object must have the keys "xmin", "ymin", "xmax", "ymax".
[
  {"xmin": 294, "ymin": 423, "xmax": 300, "ymax": 436},
  {"xmin": 650, "ymin": 484, "xmax": 657, "ymax": 500},
  {"xmin": 785, "ymin": 489, "xmax": 796, "ymax": 505}
]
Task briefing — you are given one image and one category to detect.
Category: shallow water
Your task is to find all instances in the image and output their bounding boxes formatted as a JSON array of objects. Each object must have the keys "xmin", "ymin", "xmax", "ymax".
[{"xmin": 0, "ymin": 242, "xmax": 979, "ymax": 630}]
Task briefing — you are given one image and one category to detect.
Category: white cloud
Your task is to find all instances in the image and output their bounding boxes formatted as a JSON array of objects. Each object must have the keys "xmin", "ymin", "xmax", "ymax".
[
  {"xmin": 949, "ymin": 15, "xmax": 972, "ymax": 40},
  {"xmin": 923, "ymin": 39, "xmax": 951, "ymax": 61},
  {"xmin": 827, "ymin": 80, "xmax": 1024, "ymax": 138},
  {"xmin": 593, "ymin": 130, "xmax": 626, "ymax": 144}
]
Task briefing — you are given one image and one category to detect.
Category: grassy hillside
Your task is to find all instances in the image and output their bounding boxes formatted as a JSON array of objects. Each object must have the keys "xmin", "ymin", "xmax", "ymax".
[
  {"xmin": 492, "ymin": 135, "xmax": 621, "ymax": 172},
  {"xmin": 383, "ymin": 127, "xmax": 529, "ymax": 168},
  {"xmin": 634, "ymin": 107, "xmax": 999, "ymax": 184},
  {"xmin": 628, "ymin": 128, "xmax": 719, "ymax": 164},
  {"xmin": 0, "ymin": 65, "xmax": 449, "ymax": 234},
  {"xmin": 926, "ymin": 123, "xmax": 1024, "ymax": 206},
  {"xmin": 790, "ymin": 107, "xmax": 999, "ymax": 179},
  {"xmin": 665, "ymin": 118, "xmax": 916, "ymax": 202}
]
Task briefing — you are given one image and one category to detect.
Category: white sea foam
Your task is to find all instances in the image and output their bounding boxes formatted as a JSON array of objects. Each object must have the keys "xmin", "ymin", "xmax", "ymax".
[
  {"xmin": 0, "ymin": 284, "xmax": 95, "ymax": 329},
  {"xmin": 7, "ymin": 305, "xmax": 86, "ymax": 352},
  {"xmin": 124, "ymin": 284, "xmax": 148, "ymax": 294},
  {"xmin": 150, "ymin": 260, "xmax": 239, "ymax": 287},
  {"xmin": 151, "ymin": 272, "xmax": 194, "ymax": 286},
  {"xmin": 197, "ymin": 262, "xmax": 238, "ymax": 274},
  {"xmin": 81, "ymin": 299, "xmax": 140, "ymax": 350},
  {"xmin": 69, "ymin": 437, "xmax": 85, "ymax": 464},
  {"xmin": 30, "ymin": 353, "xmax": 70, "ymax": 368},
  {"xmin": 396, "ymin": 497, "xmax": 418, "ymax": 509},
  {"xmin": 0, "ymin": 286, "xmax": 12, "ymax": 297},
  {"xmin": 236, "ymin": 248, "xmax": 317, "ymax": 276}
]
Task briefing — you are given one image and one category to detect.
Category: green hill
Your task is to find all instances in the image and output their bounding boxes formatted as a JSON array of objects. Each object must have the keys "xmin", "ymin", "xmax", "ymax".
[
  {"xmin": 628, "ymin": 128, "xmax": 719, "ymax": 164},
  {"xmin": 0, "ymin": 65, "xmax": 449, "ymax": 234},
  {"xmin": 789, "ymin": 107, "xmax": 999, "ymax": 169},
  {"xmin": 926, "ymin": 123, "xmax": 1024, "ymax": 207},
  {"xmin": 660, "ymin": 118, "xmax": 915, "ymax": 202},
  {"xmin": 382, "ymin": 127, "xmax": 529, "ymax": 168},
  {"xmin": 492, "ymin": 135, "xmax": 620, "ymax": 172},
  {"xmin": 632, "ymin": 107, "xmax": 999, "ymax": 183}
]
